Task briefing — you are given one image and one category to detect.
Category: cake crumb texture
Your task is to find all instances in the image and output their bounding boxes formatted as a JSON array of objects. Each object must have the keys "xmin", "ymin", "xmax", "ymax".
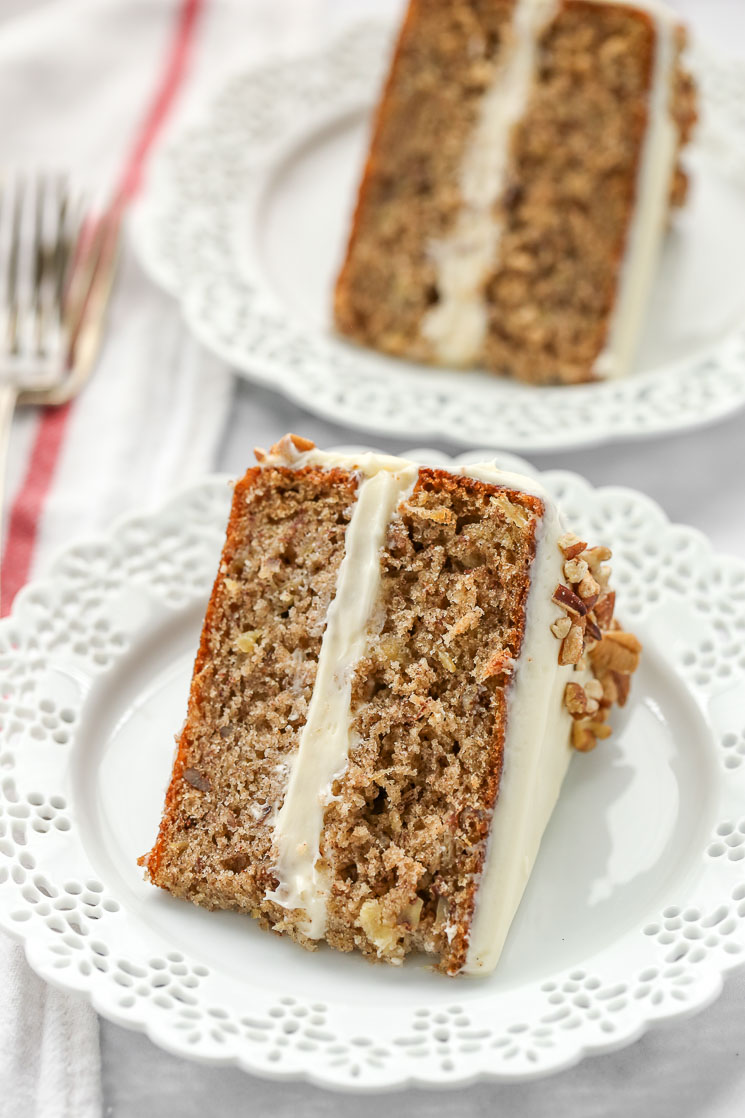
[
  {"xmin": 140, "ymin": 465, "xmax": 357, "ymax": 944},
  {"xmin": 320, "ymin": 469, "xmax": 542, "ymax": 974},
  {"xmin": 334, "ymin": 0, "xmax": 515, "ymax": 364},
  {"xmin": 482, "ymin": 2, "xmax": 690, "ymax": 383}
]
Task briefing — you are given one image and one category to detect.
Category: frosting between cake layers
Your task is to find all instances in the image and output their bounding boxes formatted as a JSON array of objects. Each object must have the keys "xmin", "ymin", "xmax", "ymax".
[
  {"xmin": 419, "ymin": 0, "xmax": 559, "ymax": 366},
  {"xmin": 265, "ymin": 460, "xmax": 419, "ymax": 937},
  {"xmin": 592, "ymin": 2, "xmax": 679, "ymax": 378}
]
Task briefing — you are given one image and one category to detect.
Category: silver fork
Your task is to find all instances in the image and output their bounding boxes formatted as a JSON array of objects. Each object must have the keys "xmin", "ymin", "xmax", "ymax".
[{"xmin": 0, "ymin": 174, "xmax": 120, "ymax": 596}]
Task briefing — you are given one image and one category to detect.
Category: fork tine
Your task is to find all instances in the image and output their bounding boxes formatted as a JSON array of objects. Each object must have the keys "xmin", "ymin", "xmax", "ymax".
[
  {"xmin": 18, "ymin": 200, "xmax": 121, "ymax": 407},
  {"xmin": 33, "ymin": 174, "xmax": 46, "ymax": 357},
  {"xmin": 1, "ymin": 171, "xmax": 120, "ymax": 408},
  {"xmin": 53, "ymin": 176, "xmax": 70, "ymax": 319},
  {"xmin": 64, "ymin": 207, "xmax": 108, "ymax": 342},
  {"xmin": 33, "ymin": 174, "xmax": 44, "ymax": 293},
  {"xmin": 7, "ymin": 175, "xmax": 24, "ymax": 356}
]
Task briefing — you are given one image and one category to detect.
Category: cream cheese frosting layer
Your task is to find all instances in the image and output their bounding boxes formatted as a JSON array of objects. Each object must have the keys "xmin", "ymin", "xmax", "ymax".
[
  {"xmin": 265, "ymin": 459, "xmax": 418, "ymax": 937},
  {"xmin": 592, "ymin": 2, "xmax": 679, "ymax": 378},
  {"xmin": 259, "ymin": 441, "xmax": 425, "ymax": 479},
  {"xmin": 419, "ymin": 0, "xmax": 559, "ymax": 366},
  {"xmin": 260, "ymin": 436, "xmax": 550, "ymax": 502},
  {"xmin": 461, "ymin": 492, "xmax": 580, "ymax": 975}
]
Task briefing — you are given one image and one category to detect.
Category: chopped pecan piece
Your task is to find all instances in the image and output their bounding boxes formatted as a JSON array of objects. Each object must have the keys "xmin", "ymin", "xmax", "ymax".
[
  {"xmin": 359, "ymin": 900, "xmax": 400, "ymax": 957},
  {"xmin": 564, "ymin": 557, "xmax": 589, "ymax": 584},
  {"xmin": 585, "ymin": 678, "xmax": 604, "ymax": 702},
  {"xmin": 585, "ymin": 617, "xmax": 603, "ymax": 643},
  {"xmin": 221, "ymin": 852, "xmax": 249, "ymax": 873},
  {"xmin": 558, "ymin": 532, "xmax": 588, "ymax": 560},
  {"xmin": 612, "ymin": 669, "xmax": 632, "ymax": 707},
  {"xmin": 600, "ymin": 672, "xmax": 619, "ymax": 705},
  {"xmin": 578, "ymin": 573, "xmax": 600, "ymax": 601},
  {"xmin": 590, "ymin": 630, "xmax": 642, "ymax": 674},
  {"xmin": 272, "ymin": 432, "xmax": 315, "ymax": 456},
  {"xmin": 593, "ymin": 590, "xmax": 616, "ymax": 628},
  {"xmin": 564, "ymin": 681, "xmax": 588, "ymax": 716},
  {"xmin": 551, "ymin": 616, "xmax": 572, "ymax": 640},
  {"xmin": 553, "ymin": 584, "xmax": 587, "ymax": 617},
  {"xmin": 257, "ymin": 433, "xmax": 316, "ymax": 464},
  {"xmin": 571, "ymin": 717, "xmax": 612, "ymax": 752},
  {"xmin": 183, "ymin": 768, "xmax": 211, "ymax": 793},
  {"xmin": 572, "ymin": 722, "xmax": 597, "ymax": 752},
  {"xmin": 596, "ymin": 565, "xmax": 612, "ymax": 591},
  {"xmin": 559, "ymin": 623, "xmax": 584, "ymax": 665},
  {"xmin": 584, "ymin": 546, "xmax": 612, "ymax": 570}
]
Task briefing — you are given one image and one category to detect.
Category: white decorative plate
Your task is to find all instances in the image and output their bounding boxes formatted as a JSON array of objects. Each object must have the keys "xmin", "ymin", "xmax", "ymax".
[
  {"xmin": 131, "ymin": 24, "xmax": 745, "ymax": 451},
  {"xmin": 1, "ymin": 449, "xmax": 745, "ymax": 1090}
]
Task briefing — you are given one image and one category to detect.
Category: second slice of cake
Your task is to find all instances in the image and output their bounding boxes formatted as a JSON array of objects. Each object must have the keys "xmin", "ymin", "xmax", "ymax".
[
  {"xmin": 334, "ymin": 0, "xmax": 697, "ymax": 383},
  {"xmin": 141, "ymin": 435, "xmax": 640, "ymax": 975}
]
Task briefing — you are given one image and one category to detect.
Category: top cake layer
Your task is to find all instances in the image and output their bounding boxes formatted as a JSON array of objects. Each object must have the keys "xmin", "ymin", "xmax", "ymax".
[{"xmin": 334, "ymin": 0, "xmax": 697, "ymax": 383}]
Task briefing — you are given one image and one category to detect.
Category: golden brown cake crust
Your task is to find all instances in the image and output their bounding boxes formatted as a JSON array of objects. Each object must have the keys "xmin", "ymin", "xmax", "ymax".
[
  {"xmin": 140, "ymin": 463, "xmax": 358, "ymax": 948},
  {"xmin": 140, "ymin": 466, "xmax": 263, "ymax": 889}
]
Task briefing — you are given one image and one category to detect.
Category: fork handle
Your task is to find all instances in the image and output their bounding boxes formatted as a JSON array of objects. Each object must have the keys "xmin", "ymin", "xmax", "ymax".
[{"xmin": 0, "ymin": 382, "xmax": 19, "ymax": 608}]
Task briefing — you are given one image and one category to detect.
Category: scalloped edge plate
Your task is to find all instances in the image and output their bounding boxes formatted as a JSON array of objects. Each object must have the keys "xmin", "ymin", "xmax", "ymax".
[
  {"xmin": 130, "ymin": 24, "xmax": 745, "ymax": 451},
  {"xmin": 1, "ymin": 450, "xmax": 745, "ymax": 1090}
]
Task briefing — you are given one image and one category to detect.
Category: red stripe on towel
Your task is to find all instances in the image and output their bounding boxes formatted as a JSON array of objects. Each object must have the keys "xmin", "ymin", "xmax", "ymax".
[
  {"xmin": 116, "ymin": 0, "xmax": 204, "ymax": 204},
  {"xmin": 0, "ymin": 0, "xmax": 206, "ymax": 616}
]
